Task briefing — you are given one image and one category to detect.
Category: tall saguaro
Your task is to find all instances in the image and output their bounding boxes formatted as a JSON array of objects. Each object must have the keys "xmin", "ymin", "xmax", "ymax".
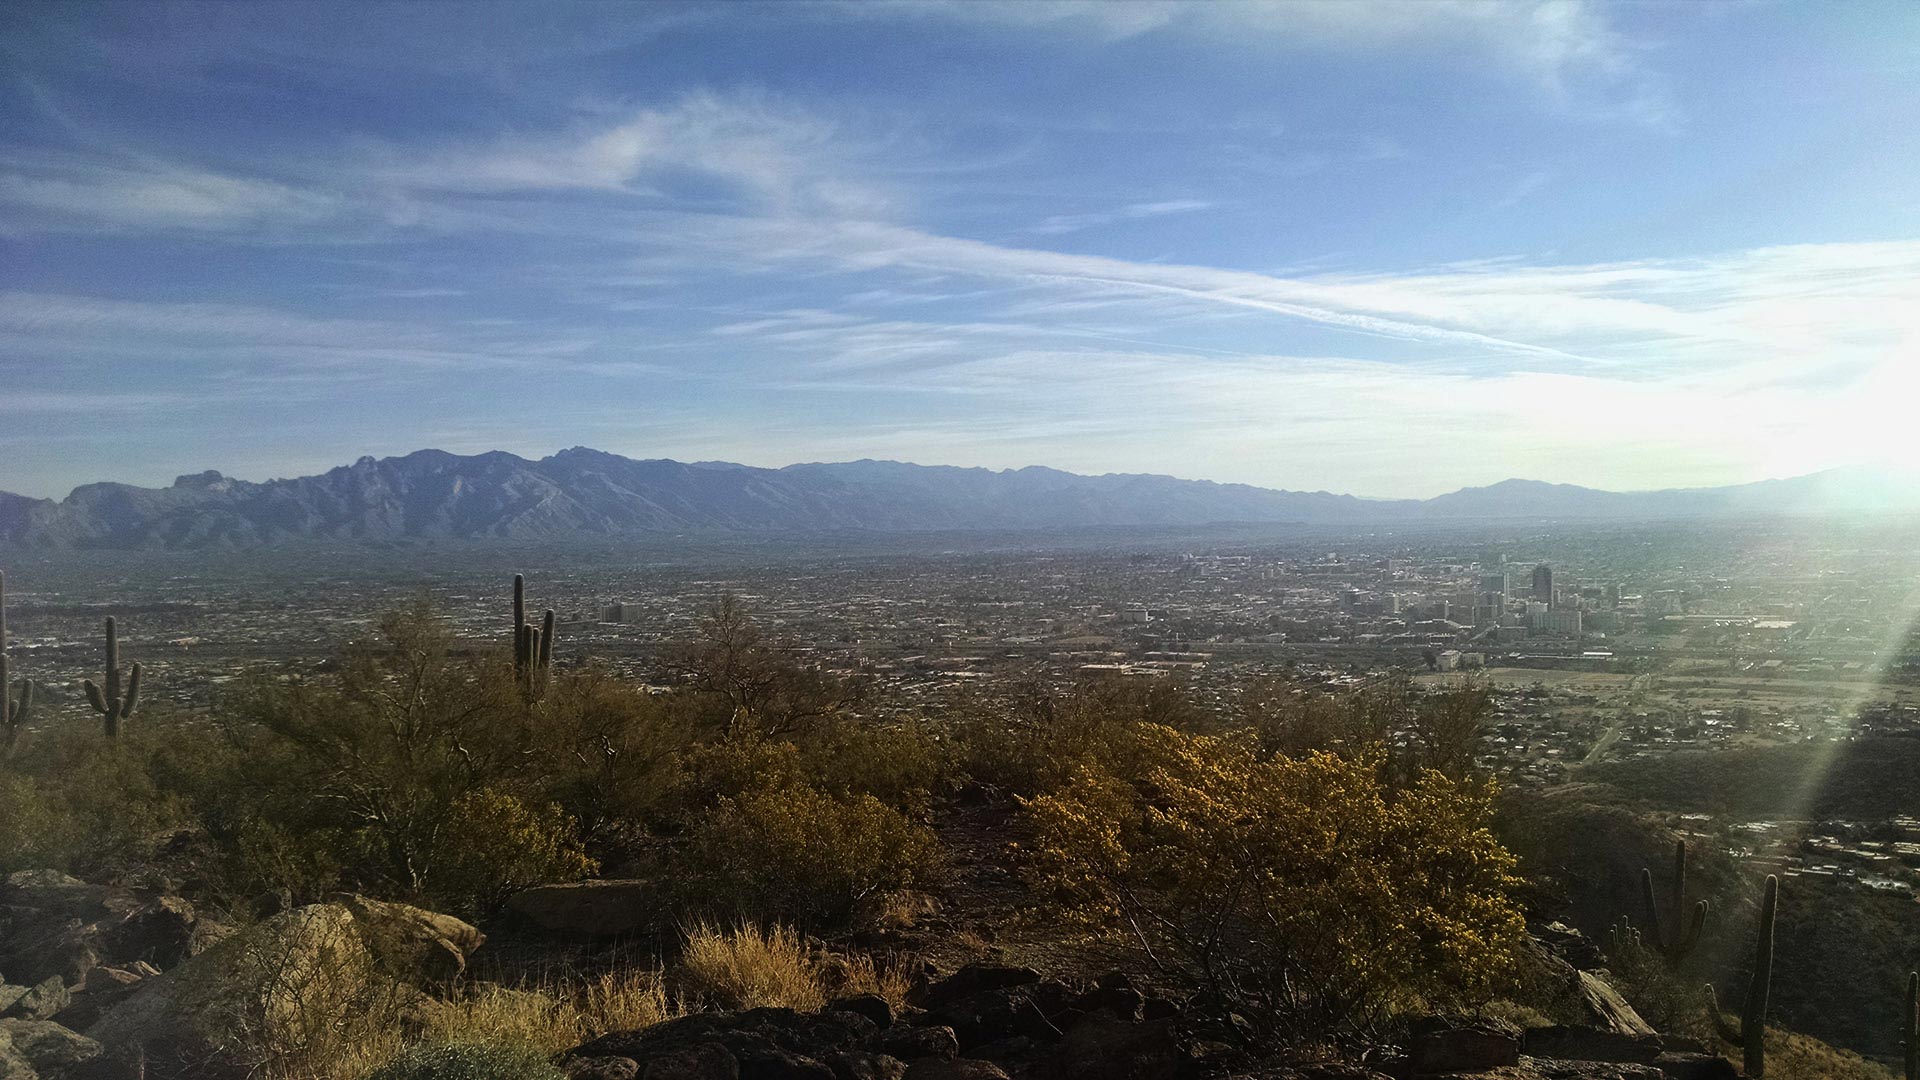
[
  {"xmin": 510, "ymin": 573, "xmax": 555, "ymax": 696},
  {"xmin": 1, "ymin": 571, "xmax": 33, "ymax": 750},
  {"xmin": 1641, "ymin": 838, "xmax": 1708, "ymax": 961},
  {"xmin": 82, "ymin": 616, "xmax": 143, "ymax": 737},
  {"xmin": 1708, "ymin": 874, "xmax": 1778, "ymax": 1078}
]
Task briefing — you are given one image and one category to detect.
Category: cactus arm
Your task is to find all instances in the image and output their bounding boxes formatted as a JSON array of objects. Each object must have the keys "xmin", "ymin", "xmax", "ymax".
[
  {"xmin": 1905, "ymin": 971, "xmax": 1917, "ymax": 1080},
  {"xmin": 1706, "ymin": 984, "xmax": 1743, "ymax": 1044},
  {"xmin": 512, "ymin": 574, "xmax": 526, "ymax": 674},
  {"xmin": 104, "ymin": 614, "xmax": 120, "ymax": 707},
  {"xmin": 121, "ymin": 662, "xmax": 142, "ymax": 719},
  {"xmin": 539, "ymin": 609, "xmax": 555, "ymax": 670},
  {"xmin": 1640, "ymin": 866, "xmax": 1664, "ymax": 951},
  {"xmin": 84, "ymin": 678, "xmax": 108, "ymax": 714},
  {"xmin": 1680, "ymin": 898, "xmax": 1708, "ymax": 956},
  {"xmin": 1742, "ymin": 874, "xmax": 1778, "ymax": 1078}
]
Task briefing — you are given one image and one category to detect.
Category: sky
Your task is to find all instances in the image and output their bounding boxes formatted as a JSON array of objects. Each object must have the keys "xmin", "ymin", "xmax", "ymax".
[{"xmin": 3, "ymin": 1, "xmax": 1920, "ymax": 500}]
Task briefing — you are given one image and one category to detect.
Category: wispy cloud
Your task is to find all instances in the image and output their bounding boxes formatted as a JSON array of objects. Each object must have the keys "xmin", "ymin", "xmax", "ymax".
[{"xmin": 1028, "ymin": 198, "xmax": 1212, "ymax": 235}]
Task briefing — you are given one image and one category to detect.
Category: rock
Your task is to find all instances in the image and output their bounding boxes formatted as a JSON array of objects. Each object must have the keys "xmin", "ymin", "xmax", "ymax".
[
  {"xmin": 0, "ymin": 1021, "xmax": 104, "ymax": 1076},
  {"xmin": 1649, "ymin": 1052, "xmax": 1739, "ymax": 1080},
  {"xmin": 1050, "ymin": 1014, "xmax": 1185, "ymax": 1080},
  {"xmin": 80, "ymin": 969, "xmax": 141, "ymax": 993},
  {"xmin": 1521, "ymin": 1026, "xmax": 1661, "ymax": 1064},
  {"xmin": 103, "ymin": 898, "xmax": 199, "ymax": 970},
  {"xmin": 0, "ymin": 874, "xmax": 104, "ymax": 916},
  {"xmin": 900, "ymin": 1061, "xmax": 1009, "ymax": 1080},
  {"xmin": 1140, "ymin": 997, "xmax": 1179, "ymax": 1021},
  {"xmin": 1574, "ymin": 972, "xmax": 1656, "ymax": 1037},
  {"xmin": 567, "ymin": 1056, "xmax": 643, "ymax": 1079},
  {"xmin": 913, "ymin": 966, "xmax": 1039, "ymax": 1010},
  {"xmin": 0, "ymin": 1027, "xmax": 34, "ymax": 1080},
  {"xmin": 1511, "ymin": 1060, "xmax": 1664, "ymax": 1079},
  {"xmin": 1532, "ymin": 921, "xmax": 1606, "ymax": 970},
  {"xmin": 634, "ymin": 1044, "xmax": 727, "ymax": 1079},
  {"xmin": 1093, "ymin": 972, "xmax": 1135, "ymax": 992},
  {"xmin": 829, "ymin": 995, "xmax": 893, "ymax": 1032},
  {"xmin": 928, "ymin": 987, "xmax": 1061, "ymax": 1051},
  {"xmin": 1407, "ymin": 1019, "xmax": 1521, "ymax": 1074},
  {"xmin": 1071, "ymin": 985, "xmax": 1143, "ymax": 1022},
  {"xmin": 508, "ymin": 880, "xmax": 662, "ymax": 937},
  {"xmin": 570, "ymin": 1009, "xmax": 873, "ymax": 1080},
  {"xmin": 331, "ymin": 894, "xmax": 483, "ymax": 988},
  {"xmin": 86, "ymin": 899, "xmax": 477, "ymax": 1079},
  {"xmin": 876, "ymin": 1025, "xmax": 957, "ymax": 1062},
  {"xmin": 823, "ymin": 1052, "xmax": 905, "ymax": 1080},
  {"xmin": 0, "ymin": 992, "xmax": 22, "ymax": 1018},
  {"xmin": 2, "ymin": 981, "xmax": 67, "ymax": 1022}
]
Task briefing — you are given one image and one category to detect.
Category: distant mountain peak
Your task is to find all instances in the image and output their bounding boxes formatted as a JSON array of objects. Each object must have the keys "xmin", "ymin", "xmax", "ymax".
[{"xmin": 1, "ymin": 450, "xmax": 1916, "ymax": 550}]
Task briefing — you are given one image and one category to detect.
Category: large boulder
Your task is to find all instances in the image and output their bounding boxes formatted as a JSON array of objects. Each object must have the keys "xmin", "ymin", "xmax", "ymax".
[
  {"xmin": 0, "ymin": 981, "xmax": 66, "ymax": 1023},
  {"xmin": 332, "ymin": 894, "xmax": 484, "ymax": 988},
  {"xmin": 0, "ymin": 1021, "xmax": 103, "ymax": 1079},
  {"xmin": 508, "ymin": 880, "xmax": 661, "ymax": 937},
  {"xmin": 84, "ymin": 898, "xmax": 481, "ymax": 1080},
  {"xmin": 0, "ymin": 1027, "xmax": 34, "ymax": 1080},
  {"xmin": 0, "ymin": 874, "xmax": 226, "ymax": 988}
]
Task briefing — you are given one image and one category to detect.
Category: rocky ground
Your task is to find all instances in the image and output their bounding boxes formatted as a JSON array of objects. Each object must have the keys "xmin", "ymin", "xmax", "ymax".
[{"xmin": 0, "ymin": 865, "xmax": 1754, "ymax": 1080}]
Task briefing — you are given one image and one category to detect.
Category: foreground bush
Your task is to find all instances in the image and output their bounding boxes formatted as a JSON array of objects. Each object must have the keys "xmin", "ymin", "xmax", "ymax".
[
  {"xmin": 365, "ymin": 1042, "xmax": 563, "ymax": 1080},
  {"xmin": 1025, "ymin": 722, "xmax": 1525, "ymax": 1040},
  {"xmin": 686, "ymin": 777, "xmax": 940, "ymax": 924}
]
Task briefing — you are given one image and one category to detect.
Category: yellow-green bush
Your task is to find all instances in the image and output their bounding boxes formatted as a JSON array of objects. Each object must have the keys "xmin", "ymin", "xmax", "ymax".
[
  {"xmin": 1024, "ymin": 722, "xmax": 1525, "ymax": 1039},
  {"xmin": 686, "ymin": 778, "xmax": 941, "ymax": 924},
  {"xmin": 802, "ymin": 720, "xmax": 955, "ymax": 812},
  {"xmin": 429, "ymin": 790, "xmax": 597, "ymax": 913}
]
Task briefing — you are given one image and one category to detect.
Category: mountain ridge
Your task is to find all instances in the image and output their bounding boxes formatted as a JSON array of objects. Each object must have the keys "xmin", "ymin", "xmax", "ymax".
[{"xmin": 1, "ymin": 449, "xmax": 1914, "ymax": 550}]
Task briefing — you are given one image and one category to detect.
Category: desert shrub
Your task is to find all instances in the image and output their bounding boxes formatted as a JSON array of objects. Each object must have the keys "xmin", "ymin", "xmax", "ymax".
[
  {"xmin": 802, "ymin": 719, "xmax": 955, "ymax": 812},
  {"xmin": 677, "ymin": 922, "xmax": 825, "ymax": 1010},
  {"xmin": 364, "ymin": 1042, "xmax": 563, "ymax": 1080},
  {"xmin": 959, "ymin": 673, "xmax": 1205, "ymax": 796},
  {"xmin": 685, "ymin": 778, "xmax": 940, "ymax": 924},
  {"xmin": 428, "ymin": 790, "xmax": 597, "ymax": 913},
  {"xmin": 1024, "ymin": 722, "xmax": 1525, "ymax": 1041},
  {"xmin": 669, "ymin": 735, "xmax": 807, "ymax": 817},
  {"xmin": 532, "ymin": 669, "xmax": 693, "ymax": 841},
  {"xmin": 666, "ymin": 594, "xmax": 864, "ymax": 740},
  {"xmin": 0, "ymin": 772, "xmax": 76, "ymax": 871},
  {"xmin": 0, "ymin": 728, "xmax": 197, "ymax": 875}
]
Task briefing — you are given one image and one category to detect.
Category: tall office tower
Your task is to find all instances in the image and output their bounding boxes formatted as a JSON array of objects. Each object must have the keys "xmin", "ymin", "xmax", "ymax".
[{"xmin": 1531, "ymin": 563, "xmax": 1554, "ymax": 604}]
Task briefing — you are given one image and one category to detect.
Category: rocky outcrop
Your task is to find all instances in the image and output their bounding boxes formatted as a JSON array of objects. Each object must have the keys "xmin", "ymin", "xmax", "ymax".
[
  {"xmin": 83, "ymin": 897, "xmax": 482, "ymax": 1079},
  {"xmin": 507, "ymin": 879, "xmax": 665, "ymax": 937},
  {"xmin": 0, "ymin": 871, "xmax": 228, "ymax": 989}
]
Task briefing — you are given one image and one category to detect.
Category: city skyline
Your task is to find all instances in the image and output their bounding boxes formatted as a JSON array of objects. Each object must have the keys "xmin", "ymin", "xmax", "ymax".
[{"xmin": 5, "ymin": 1, "xmax": 1920, "ymax": 499}]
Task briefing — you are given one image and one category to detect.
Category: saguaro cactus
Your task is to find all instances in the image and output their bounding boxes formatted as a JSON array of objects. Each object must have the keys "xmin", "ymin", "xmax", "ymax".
[
  {"xmin": 1641, "ymin": 838, "xmax": 1708, "ymax": 960},
  {"xmin": 82, "ymin": 616, "xmax": 142, "ymax": 737},
  {"xmin": 1, "ymin": 571, "xmax": 33, "ymax": 750},
  {"xmin": 1904, "ymin": 971, "xmax": 1917, "ymax": 1080},
  {"xmin": 510, "ymin": 574, "xmax": 555, "ymax": 694},
  {"xmin": 1707, "ymin": 874, "xmax": 1777, "ymax": 1078}
]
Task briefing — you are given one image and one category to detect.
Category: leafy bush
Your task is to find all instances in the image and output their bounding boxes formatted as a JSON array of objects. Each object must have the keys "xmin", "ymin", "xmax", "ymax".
[
  {"xmin": 686, "ymin": 778, "xmax": 941, "ymax": 924},
  {"xmin": 365, "ymin": 1042, "xmax": 563, "ymax": 1080},
  {"xmin": 802, "ymin": 719, "xmax": 955, "ymax": 812},
  {"xmin": 430, "ymin": 790, "xmax": 597, "ymax": 913},
  {"xmin": 1024, "ymin": 722, "xmax": 1525, "ymax": 1039}
]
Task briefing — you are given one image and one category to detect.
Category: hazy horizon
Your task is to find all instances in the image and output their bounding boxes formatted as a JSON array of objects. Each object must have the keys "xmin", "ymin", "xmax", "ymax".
[{"xmin": 5, "ymin": 1, "xmax": 1920, "ymax": 499}]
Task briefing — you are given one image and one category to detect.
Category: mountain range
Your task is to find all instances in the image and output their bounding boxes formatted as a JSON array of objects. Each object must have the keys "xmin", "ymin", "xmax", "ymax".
[{"xmin": 2, "ymin": 448, "xmax": 1916, "ymax": 549}]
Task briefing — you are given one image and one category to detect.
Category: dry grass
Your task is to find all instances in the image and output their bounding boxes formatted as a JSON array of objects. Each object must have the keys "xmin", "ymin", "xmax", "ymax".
[
  {"xmin": 677, "ymin": 922, "xmax": 827, "ymax": 1011},
  {"xmin": 321, "ymin": 968, "xmax": 677, "ymax": 1079},
  {"xmin": 821, "ymin": 951, "xmax": 915, "ymax": 1010}
]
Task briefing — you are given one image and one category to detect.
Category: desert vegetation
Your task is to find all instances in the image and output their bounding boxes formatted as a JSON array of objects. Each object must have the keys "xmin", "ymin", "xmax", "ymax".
[{"xmin": 0, "ymin": 575, "xmax": 1887, "ymax": 1079}]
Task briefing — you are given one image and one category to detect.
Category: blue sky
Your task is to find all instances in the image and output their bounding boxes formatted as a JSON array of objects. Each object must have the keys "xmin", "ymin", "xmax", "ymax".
[{"xmin": 3, "ymin": 1, "xmax": 1919, "ymax": 499}]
